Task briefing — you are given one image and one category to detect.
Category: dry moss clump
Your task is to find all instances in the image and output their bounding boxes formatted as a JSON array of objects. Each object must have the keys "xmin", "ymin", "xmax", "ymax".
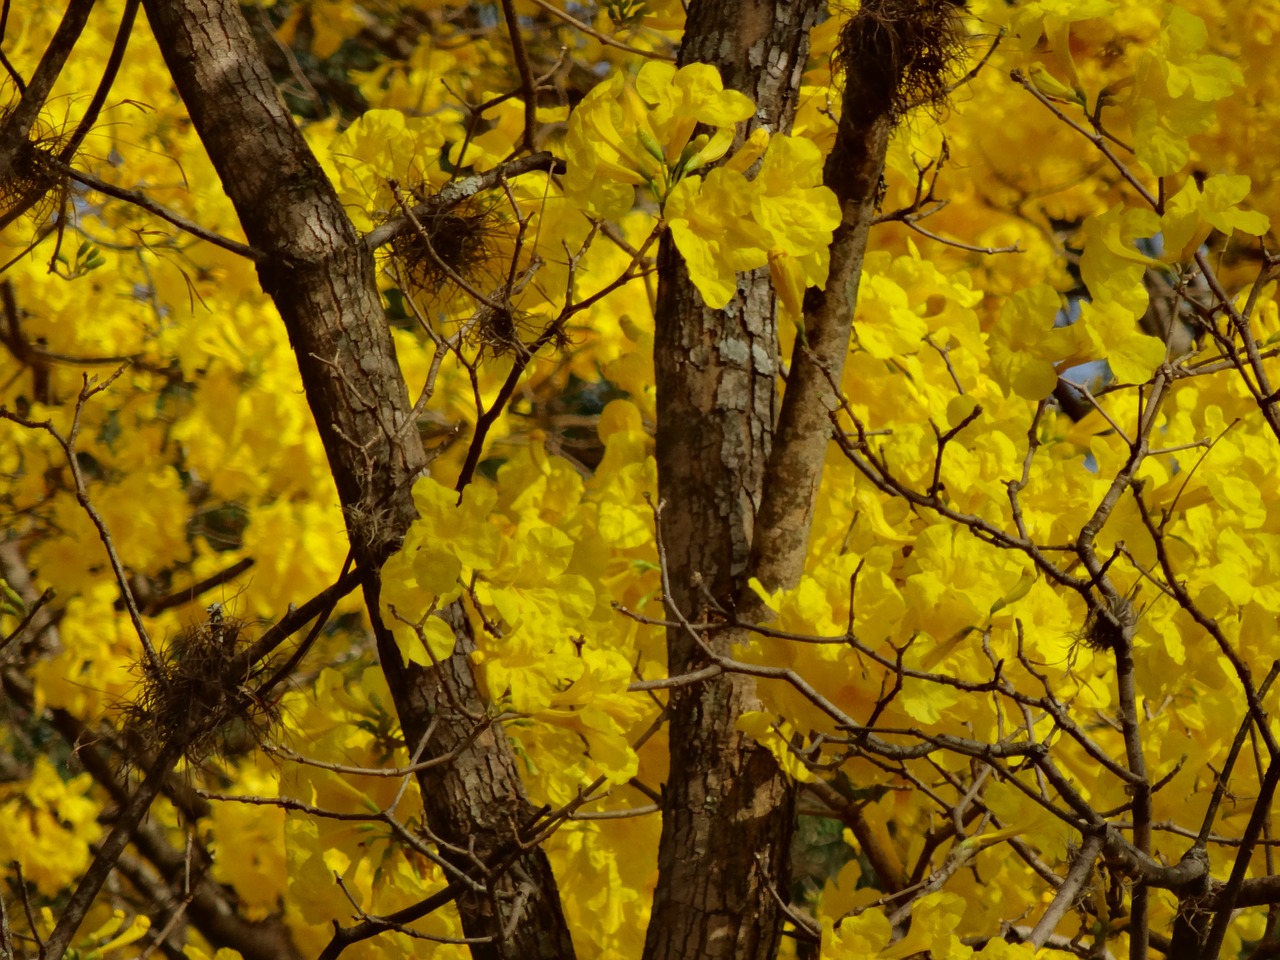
[
  {"xmin": 0, "ymin": 112, "xmax": 72, "ymax": 224},
  {"xmin": 390, "ymin": 199, "xmax": 499, "ymax": 296},
  {"xmin": 389, "ymin": 192, "xmax": 554, "ymax": 356},
  {"xmin": 1082, "ymin": 593, "xmax": 1140, "ymax": 652},
  {"xmin": 835, "ymin": 0, "xmax": 968, "ymax": 122},
  {"xmin": 123, "ymin": 604, "xmax": 279, "ymax": 767}
]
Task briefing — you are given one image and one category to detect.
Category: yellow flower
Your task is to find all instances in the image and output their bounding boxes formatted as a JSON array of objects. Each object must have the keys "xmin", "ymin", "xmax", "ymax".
[
  {"xmin": 665, "ymin": 169, "xmax": 773, "ymax": 308},
  {"xmin": 563, "ymin": 62, "xmax": 754, "ymax": 217},
  {"xmin": 751, "ymin": 135, "xmax": 842, "ymax": 318},
  {"xmin": 634, "ymin": 61, "xmax": 754, "ymax": 166}
]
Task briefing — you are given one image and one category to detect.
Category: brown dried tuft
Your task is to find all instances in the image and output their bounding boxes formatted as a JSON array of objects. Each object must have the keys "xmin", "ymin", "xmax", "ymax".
[
  {"xmin": 469, "ymin": 301, "xmax": 521, "ymax": 356},
  {"xmin": 472, "ymin": 301, "xmax": 574, "ymax": 359},
  {"xmin": 123, "ymin": 605, "xmax": 279, "ymax": 767},
  {"xmin": 835, "ymin": 0, "xmax": 968, "ymax": 122},
  {"xmin": 388, "ymin": 187, "xmax": 565, "ymax": 359},
  {"xmin": 1082, "ymin": 593, "xmax": 1139, "ymax": 652},
  {"xmin": 0, "ymin": 113, "xmax": 71, "ymax": 223},
  {"xmin": 390, "ymin": 196, "xmax": 500, "ymax": 299}
]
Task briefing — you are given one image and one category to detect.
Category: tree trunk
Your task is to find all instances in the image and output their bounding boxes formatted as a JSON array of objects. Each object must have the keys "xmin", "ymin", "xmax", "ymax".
[
  {"xmin": 139, "ymin": 1, "xmax": 574, "ymax": 955},
  {"xmin": 644, "ymin": 1, "xmax": 823, "ymax": 957}
]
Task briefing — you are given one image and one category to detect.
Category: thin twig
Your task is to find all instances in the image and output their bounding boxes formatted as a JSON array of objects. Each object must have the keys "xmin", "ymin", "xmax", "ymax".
[
  {"xmin": 520, "ymin": 0, "xmax": 676, "ymax": 61},
  {"xmin": 57, "ymin": 163, "xmax": 263, "ymax": 260},
  {"xmin": 58, "ymin": 0, "xmax": 140, "ymax": 161},
  {"xmin": 498, "ymin": 0, "xmax": 538, "ymax": 155},
  {"xmin": 42, "ymin": 740, "xmax": 186, "ymax": 960},
  {"xmin": 0, "ymin": 371, "xmax": 164, "ymax": 676}
]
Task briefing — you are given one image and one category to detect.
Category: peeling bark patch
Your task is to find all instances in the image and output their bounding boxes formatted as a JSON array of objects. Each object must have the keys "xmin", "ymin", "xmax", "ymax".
[
  {"xmin": 718, "ymin": 337, "xmax": 751, "ymax": 365},
  {"xmin": 750, "ymin": 341, "xmax": 775, "ymax": 375}
]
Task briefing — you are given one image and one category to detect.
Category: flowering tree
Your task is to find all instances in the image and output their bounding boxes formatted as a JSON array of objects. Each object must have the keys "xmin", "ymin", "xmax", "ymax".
[{"xmin": 2, "ymin": 0, "xmax": 1279, "ymax": 958}]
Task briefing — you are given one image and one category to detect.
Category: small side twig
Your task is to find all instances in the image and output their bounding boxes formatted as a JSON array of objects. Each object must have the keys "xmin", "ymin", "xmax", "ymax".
[{"xmin": 0, "ymin": 370, "xmax": 164, "ymax": 677}]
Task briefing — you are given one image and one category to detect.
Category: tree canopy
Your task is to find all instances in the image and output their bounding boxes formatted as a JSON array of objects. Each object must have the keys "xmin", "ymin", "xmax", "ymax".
[{"xmin": 2, "ymin": 0, "xmax": 1280, "ymax": 959}]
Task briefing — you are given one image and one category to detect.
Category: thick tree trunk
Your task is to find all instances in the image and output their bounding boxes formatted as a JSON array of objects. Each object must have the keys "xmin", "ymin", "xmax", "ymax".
[
  {"xmin": 645, "ymin": 1, "xmax": 822, "ymax": 958},
  {"xmin": 139, "ymin": 1, "xmax": 574, "ymax": 955}
]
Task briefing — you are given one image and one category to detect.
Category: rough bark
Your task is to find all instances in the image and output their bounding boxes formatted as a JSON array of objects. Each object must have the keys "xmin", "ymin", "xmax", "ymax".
[
  {"xmin": 386, "ymin": 604, "xmax": 578, "ymax": 960},
  {"xmin": 138, "ymin": 0, "xmax": 573, "ymax": 955},
  {"xmin": 644, "ymin": 1, "xmax": 823, "ymax": 958}
]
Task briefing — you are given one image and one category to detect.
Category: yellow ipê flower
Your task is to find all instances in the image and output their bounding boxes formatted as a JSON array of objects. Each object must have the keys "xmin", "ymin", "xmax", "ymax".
[
  {"xmin": 563, "ymin": 62, "xmax": 840, "ymax": 316},
  {"xmin": 563, "ymin": 61, "xmax": 753, "ymax": 218},
  {"xmin": 666, "ymin": 133, "xmax": 840, "ymax": 311}
]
